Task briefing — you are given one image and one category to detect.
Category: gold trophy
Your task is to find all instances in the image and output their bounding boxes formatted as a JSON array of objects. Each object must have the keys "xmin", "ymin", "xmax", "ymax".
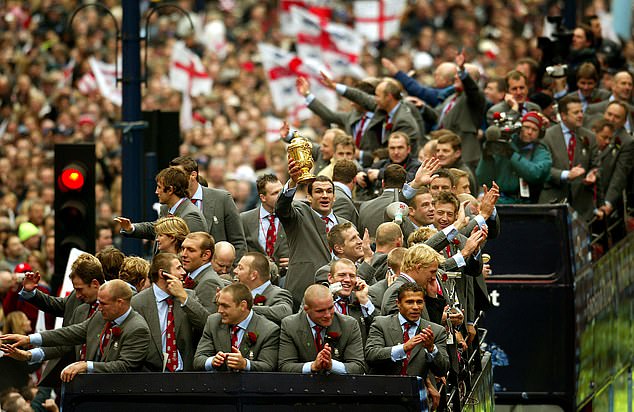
[{"xmin": 287, "ymin": 131, "xmax": 316, "ymax": 184}]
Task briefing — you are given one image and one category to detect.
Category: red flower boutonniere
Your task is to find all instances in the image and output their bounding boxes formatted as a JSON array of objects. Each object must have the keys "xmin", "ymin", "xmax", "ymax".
[
  {"xmin": 581, "ymin": 136, "xmax": 590, "ymax": 147},
  {"xmin": 326, "ymin": 331, "xmax": 340, "ymax": 340},
  {"xmin": 247, "ymin": 332, "xmax": 257, "ymax": 345},
  {"xmin": 441, "ymin": 272, "xmax": 448, "ymax": 282},
  {"xmin": 452, "ymin": 238, "xmax": 460, "ymax": 245},
  {"xmin": 384, "ymin": 122, "xmax": 393, "ymax": 132},
  {"xmin": 254, "ymin": 294, "xmax": 267, "ymax": 306},
  {"xmin": 183, "ymin": 277, "xmax": 196, "ymax": 289},
  {"xmin": 111, "ymin": 326, "xmax": 122, "ymax": 339},
  {"xmin": 493, "ymin": 112, "xmax": 501, "ymax": 120},
  {"xmin": 615, "ymin": 136, "xmax": 622, "ymax": 148}
]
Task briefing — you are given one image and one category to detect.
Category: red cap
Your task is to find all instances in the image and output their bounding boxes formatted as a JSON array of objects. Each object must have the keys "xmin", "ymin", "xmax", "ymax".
[
  {"xmin": 521, "ymin": 111, "xmax": 543, "ymax": 129},
  {"xmin": 15, "ymin": 262, "xmax": 33, "ymax": 273}
]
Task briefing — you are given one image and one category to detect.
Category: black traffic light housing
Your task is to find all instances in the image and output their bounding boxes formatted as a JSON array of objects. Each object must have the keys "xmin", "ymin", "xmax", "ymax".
[{"xmin": 54, "ymin": 143, "xmax": 96, "ymax": 290}]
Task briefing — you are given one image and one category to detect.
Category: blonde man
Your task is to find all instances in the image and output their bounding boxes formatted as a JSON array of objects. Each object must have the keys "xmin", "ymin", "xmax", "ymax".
[
  {"xmin": 154, "ymin": 216, "xmax": 190, "ymax": 254},
  {"xmin": 118, "ymin": 257, "xmax": 150, "ymax": 292}
]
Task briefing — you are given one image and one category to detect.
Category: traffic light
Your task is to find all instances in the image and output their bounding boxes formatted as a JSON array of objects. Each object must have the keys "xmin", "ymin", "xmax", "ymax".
[{"xmin": 54, "ymin": 143, "xmax": 96, "ymax": 282}]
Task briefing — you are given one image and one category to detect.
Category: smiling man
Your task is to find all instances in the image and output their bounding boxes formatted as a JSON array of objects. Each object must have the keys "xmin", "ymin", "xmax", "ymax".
[
  {"xmin": 278, "ymin": 284, "xmax": 366, "ymax": 374},
  {"xmin": 193, "ymin": 283, "xmax": 279, "ymax": 372},
  {"xmin": 277, "ymin": 159, "xmax": 351, "ymax": 308}
]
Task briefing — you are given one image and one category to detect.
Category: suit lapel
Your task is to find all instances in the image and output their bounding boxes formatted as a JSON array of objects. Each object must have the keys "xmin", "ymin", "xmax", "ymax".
[
  {"xmin": 145, "ymin": 293, "xmax": 163, "ymax": 358},
  {"xmin": 218, "ymin": 322, "xmax": 232, "ymax": 353},
  {"xmin": 173, "ymin": 300, "xmax": 184, "ymax": 343},
  {"xmin": 239, "ymin": 315, "xmax": 257, "ymax": 357},
  {"xmin": 202, "ymin": 187, "xmax": 216, "ymax": 225},
  {"xmin": 310, "ymin": 212, "xmax": 330, "ymax": 252},
  {"xmin": 250, "ymin": 210, "xmax": 266, "ymax": 254},
  {"xmin": 300, "ymin": 312, "xmax": 318, "ymax": 359}
]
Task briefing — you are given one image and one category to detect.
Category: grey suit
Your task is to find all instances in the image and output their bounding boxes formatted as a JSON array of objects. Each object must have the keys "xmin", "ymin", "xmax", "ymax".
[
  {"xmin": 252, "ymin": 283, "xmax": 293, "ymax": 324},
  {"xmin": 189, "ymin": 265, "xmax": 231, "ymax": 313},
  {"xmin": 585, "ymin": 99, "xmax": 634, "ymax": 129},
  {"xmin": 126, "ymin": 199, "xmax": 207, "ymax": 240},
  {"xmin": 200, "ymin": 186, "xmax": 247, "ymax": 261},
  {"xmin": 333, "ymin": 185, "xmax": 359, "ymax": 228},
  {"xmin": 358, "ymin": 189, "xmax": 404, "ymax": 240},
  {"xmin": 131, "ymin": 287, "xmax": 209, "ymax": 371},
  {"xmin": 276, "ymin": 191, "xmax": 349, "ymax": 307},
  {"xmin": 278, "ymin": 311, "xmax": 367, "ymax": 374},
  {"xmin": 435, "ymin": 72, "xmax": 487, "ymax": 166},
  {"xmin": 365, "ymin": 314, "xmax": 449, "ymax": 377},
  {"xmin": 598, "ymin": 133, "xmax": 634, "ymax": 206},
  {"xmin": 314, "ymin": 259, "xmax": 376, "ymax": 286},
  {"xmin": 381, "ymin": 273, "xmax": 449, "ymax": 318},
  {"xmin": 39, "ymin": 310, "xmax": 150, "ymax": 373},
  {"xmin": 21, "ymin": 290, "xmax": 84, "ymax": 388},
  {"xmin": 538, "ymin": 124, "xmax": 599, "ymax": 221},
  {"xmin": 193, "ymin": 311, "xmax": 279, "ymax": 372},
  {"xmin": 240, "ymin": 208, "xmax": 289, "ymax": 269}
]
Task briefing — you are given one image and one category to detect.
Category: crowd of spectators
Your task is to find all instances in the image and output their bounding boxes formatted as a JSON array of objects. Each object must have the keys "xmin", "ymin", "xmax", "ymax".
[{"xmin": 1, "ymin": 0, "xmax": 633, "ymax": 411}]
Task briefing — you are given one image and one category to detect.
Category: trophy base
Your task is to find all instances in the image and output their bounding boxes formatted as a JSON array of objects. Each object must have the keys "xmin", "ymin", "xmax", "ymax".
[{"xmin": 296, "ymin": 174, "xmax": 316, "ymax": 184}]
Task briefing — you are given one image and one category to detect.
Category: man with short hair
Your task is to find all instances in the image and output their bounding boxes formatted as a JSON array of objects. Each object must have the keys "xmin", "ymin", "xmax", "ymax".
[
  {"xmin": 326, "ymin": 258, "xmax": 375, "ymax": 343},
  {"xmin": 359, "ymin": 132, "xmax": 421, "ymax": 188},
  {"xmin": 358, "ymin": 164, "xmax": 408, "ymax": 240},
  {"xmin": 212, "ymin": 241, "xmax": 236, "ymax": 281},
  {"xmin": 408, "ymin": 187, "xmax": 435, "ymax": 229},
  {"xmin": 277, "ymin": 159, "xmax": 350, "ymax": 307},
  {"xmin": 539, "ymin": 95, "xmax": 600, "ymax": 221},
  {"xmin": 435, "ymin": 132, "xmax": 476, "ymax": 193},
  {"xmin": 487, "ymin": 70, "xmax": 542, "ymax": 124},
  {"xmin": 332, "ymin": 159, "xmax": 360, "ymax": 227},
  {"xmin": 586, "ymin": 71, "xmax": 634, "ymax": 132},
  {"xmin": 365, "ymin": 282, "xmax": 449, "ymax": 378},
  {"xmin": 278, "ymin": 284, "xmax": 367, "ymax": 374},
  {"xmin": 240, "ymin": 174, "xmax": 289, "ymax": 276},
  {"xmin": 318, "ymin": 132, "xmax": 356, "ymax": 180},
  {"xmin": 566, "ymin": 62, "xmax": 610, "ymax": 112},
  {"xmin": 170, "ymin": 156, "xmax": 247, "ymax": 261},
  {"xmin": 180, "ymin": 232, "xmax": 230, "ymax": 313},
  {"xmin": 193, "ymin": 283, "xmax": 280, "ymax": 372},
  {"xmin": 314, "ymin": 222, "xmax": 375, "ymax": 285},
  {"xmin": 95, "ymin": 221, "xmax": 114, "ymax": 253},
  {"xmin": 116, "ymin": 167, "xmax": 207, "ymax": 240},
  {"xmin": 233, "ymin": 252, "xmax": 293, "ymax": 324},
  {"xmin": 1, "ymin": 279, "xmax": 151, "ymax": 381},
  {"xmin": 131, "ymin": 253, "xmax": 209, "ymax": 371}
]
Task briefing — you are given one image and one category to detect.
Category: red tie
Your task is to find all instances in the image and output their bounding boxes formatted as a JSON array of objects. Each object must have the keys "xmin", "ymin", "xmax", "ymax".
[
  {"xmin": 355, "ymin": 114, "xmax": 367, "ymax": 148},
  {"xmin": 400, "ymin": 322, "xmax": 414, "ymax": 375},
  {"xmin": 265, "ymin": 214, "xmax": 276, "ymax": 257},
  {"xmin": 437, "ymin": 279, "xmax": 443, "ymax": 296},
  {"xmin": 439, "ymin": 95, "xmax": 457, "ymax": 128},
  {"xmin": 445, "ymin": 245, "xmax": 452, "ymax": 258},
  {"xmin": 313, "ymin": 325, "xmax": 324, "ymax": 352},
  {"xmin": 567, "ymin": 131, "xmax": 577, "ymax": 168},
  {"xmin": 183, "ymin": 275, "xmax": 196, "ymax": 289},
  {"xmin": 191, "ymin": 198, "xmax": 198, "ymax": 207},
  {"xmin": 165, "ymin": 298, "xmax": 178, "ymax": 372},
  {"xmin": 336, "ymin": 299, "xmax": 348, "ymax": 315},
  {"xmin": 321, "ymin": 216, "xmax": 330, "ymax": 233},
  {"xmin": 230, "ymin": 325, "xmax": 240, "ymax": 349},
  {"xmin": 99, "ymin": 321, "xmax": 114, "ymax": 358},
  {"xmin": 80, "ymin": 303, "xmax": 99, "ymax": 361}
]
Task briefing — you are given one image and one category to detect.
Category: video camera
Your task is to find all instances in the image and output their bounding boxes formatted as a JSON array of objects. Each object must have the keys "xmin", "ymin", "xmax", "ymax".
[{"xmin": 486, "ymin": 111, "xmax": 521, "ymax": 143}]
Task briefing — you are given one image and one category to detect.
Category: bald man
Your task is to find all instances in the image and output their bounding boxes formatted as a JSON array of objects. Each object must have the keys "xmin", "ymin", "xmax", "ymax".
[
  {"xmin": 212, "ymin": 241, "xmax": 236, "ymax": 281},
  {"xmin": 1, "ymin": 279, "xmax": 150, "ymax": 382},
  {"xmin": 278, "ymin": 284, "xmax": 366, "ymax": 374}
]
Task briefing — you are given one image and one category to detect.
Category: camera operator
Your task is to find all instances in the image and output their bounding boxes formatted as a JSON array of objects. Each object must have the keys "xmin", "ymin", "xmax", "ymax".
[{"xmin": 477, "ymin": 112, "xmax": 552, "ymax": 204}]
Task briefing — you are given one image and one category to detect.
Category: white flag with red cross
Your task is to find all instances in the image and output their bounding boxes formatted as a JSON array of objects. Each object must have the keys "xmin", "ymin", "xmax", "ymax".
[
  {"xmin": 279, "ymin": 0, "xmax": 332, "ymax": 36},
  {"xmin": 169, "ymin": 41, "xmax": 212, "ymax": 97},
  {"xmin": 292, "ymin": 6, "xmax": 365, "ymax": 78},
  {"xmin": 89, "ymin": 57, "xmax": 122, "ymax": 106},
  {"xmin": 258, "ymin": 43, "xmax": 336, "ymax": 120},
  {"xmin": 354, "ymin": 0, "xmax": 407, "ymax": 42}
]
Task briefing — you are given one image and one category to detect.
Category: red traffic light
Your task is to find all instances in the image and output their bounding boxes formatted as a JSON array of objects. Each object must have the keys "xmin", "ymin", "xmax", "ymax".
[{"xmin": 59, "ymin": 166, "xmax": 85, "ymax": 191}]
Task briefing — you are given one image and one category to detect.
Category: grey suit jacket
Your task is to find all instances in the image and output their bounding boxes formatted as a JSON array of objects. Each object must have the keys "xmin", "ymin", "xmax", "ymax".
[
  {"xmin": 276, "ymin": 191, "xmax": 349, "ymax": 307},
  {"xmin": 192, "ymin": 311, "xmax": 279, "ymax": 372},
  {"xmin": 240, "ymin": 208, "xmax": 289, "ymax": 268},
  {"xmin": 39, "ymin": 309, "xmax": 150, "ymax": 373},
  {"xmin": 190, "ymin": 265, "xmax": 231, "ymax": 313},
  {"xmin": 278, "ymin": 311, "xmax": 367, "ymax": 374},
  {"xmin": 201, "ymin": 186, "xmax": 247, "ymax": 261},
  {"xmin": 314, "ymin": 259, "xmax": 376, "ymax": 286},
  {"xmin": 435, "ymin": 72, "xmax": 486, "ymax": 165},
  {"xmin": 585, "ymin": 99, "xmax": 634, "ymax": 129},
  {"xmin": 381, "ymin": 274, "xmax": 449, "ymax": 318},
  {"xmin": 365, "ymin": 314, "xmax": 449, "ymax": 378},
  {"xmin": 538, "ymin": 124, "xmax": 599, "ymax": 221},
  {"xmin": 252, "ymin": 283, "xmax": 294, "ymax": 324},
  {"xmin": 358, "ymin": 189, "xmax": 403, "ymax": 240},
  {"xmin": 369, "ymin": 279, "xmax": 389, "ymax": 309},
  {"xmin": 598, "ymin": 133, "xmax": 634, "ymax": 206},
  {"xmin": 333, "ymin": 185, "xmax": 359, "ymax": 228},
  {"xmin": 131, "ymin": 287, "xmax": 209, "ymax": 371},
  {"xmin": 128, "ymin": 199, "xmax": 207, "ymax": 240}
]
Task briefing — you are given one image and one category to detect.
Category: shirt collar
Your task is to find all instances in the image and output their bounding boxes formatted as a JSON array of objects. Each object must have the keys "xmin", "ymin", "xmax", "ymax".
[
  {"xmin": 192, "ymin": 184, "xmax": 203, "ymax": 201},
  {"xmin": 169, "ymin": 197, "xmax": 189, "ymax": 215},
  {"xmin": 312, "ymin": 208, "xmax": 337, "ymax": 224},
  {"xmin": 113, "ymin": 306, "xmax": 132, "ymax": 326},
  {"xmin": 259, "ymin": 205, "xmax": 274, "ymax": 219},
  {"xmin": 333, "ymin": 181, "xmax": 352, "ymax": 198},
  {"xmin": 189, "ymin": 262, "xmax": 211, "ymax": 280},
  {"xmin": 397, "ymin": 313, "xmax": 420, "ymax": 328},
  {"xmin": 251, "ymin": 280, "xmax": 271, "ymax": 297},
  {"xmin": 388, "ymin": 101, "xmax": 401, "ymax": 119},
  {"xmin": 365, "ymin": 111, "xmax": 374, "ymax": 118},
  {"xmin": 236, "ymin": 310, "xmax": 254, "ymax": 330},
  {"xmin": 152, "ymin": 283, "xmax": 170, "ymax": 303}
]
